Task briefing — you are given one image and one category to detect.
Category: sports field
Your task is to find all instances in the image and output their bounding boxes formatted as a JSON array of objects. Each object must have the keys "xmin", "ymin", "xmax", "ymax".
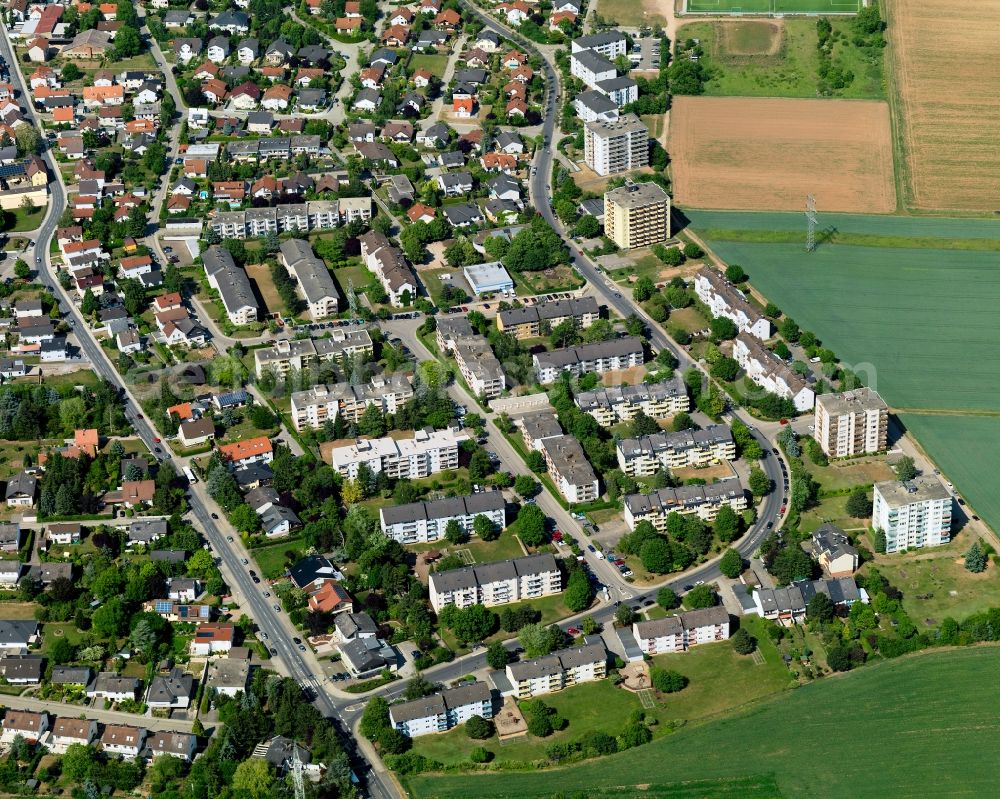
[
  {"xmin": 670, "ymin": 97, "xmax": 896, "ymax": 213},
  {"xmin": 408, "ymin": 647, "xmax": 1000, "ymax": 799},
  {"xmin": 887, "ymin": 0, "xmax": 1000, "ymax": 211},
  {"xmin": 685, "ymin": 0, "xmax": 861, "ymax": 13}
]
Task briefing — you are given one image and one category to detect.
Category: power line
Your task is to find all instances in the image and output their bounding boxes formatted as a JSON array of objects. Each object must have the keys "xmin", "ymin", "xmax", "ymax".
[{"xmin": 805, "ymin": 194, "xmax": 817, "ymax": 253}]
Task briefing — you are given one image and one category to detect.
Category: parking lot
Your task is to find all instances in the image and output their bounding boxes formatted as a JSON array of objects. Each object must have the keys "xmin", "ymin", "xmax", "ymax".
[{"xmin": 632, "ymin": 36, "xmax": 662, "ymax": 72}]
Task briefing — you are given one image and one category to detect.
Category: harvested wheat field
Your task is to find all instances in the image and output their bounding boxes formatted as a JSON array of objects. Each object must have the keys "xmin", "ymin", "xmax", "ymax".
[
  {"xmin": 888, "ymin": 0, "xmax": 1000, "ymax": 211},
  {"xmin": 669, "ymin": 96, "xmax": 896, "ymax": 213}
]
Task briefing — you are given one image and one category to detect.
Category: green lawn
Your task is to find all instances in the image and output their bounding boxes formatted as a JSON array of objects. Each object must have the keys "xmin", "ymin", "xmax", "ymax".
[
  {"xmin": 596, "ymin": 0, "xmax": 665, "ymax": 25},
  {"xmin": 461, "ymin": 530, "xmax": 527, "ymax": 563},
  {"xmin": 678, "ymin": 17, "xmax": 881, "ymax": 100},
  {"xmin": 689, "ymin": 210, "xmax": 1000, "ymax": 538},
  {"xmin": 252, "ymin": 539, "xmax": 308, "ymax": 580},
  {"xmin": 799, "ymin": 456, "xmax": 895, "ymax": 494},
  {"xmin": 409, "ymin": 647, "xmax": 1000, "ymax": 798},
  {"xmin": 513, "ymin": 266, "xmax": 585, "ymax": 295},
  {"xmin": 410, "ymin": 54, "xmax": 449, "ymax": 76},
  {"xmin": 863, "ymin": 529, "xmax": 1000, "ymax": 628},
  {"xmin": 6, "ymin": 205, "xmax": 47, "ymax": 233},
  {"xmin": 798, "ymin": 494, "xmax": 862, "ymax": 533}
]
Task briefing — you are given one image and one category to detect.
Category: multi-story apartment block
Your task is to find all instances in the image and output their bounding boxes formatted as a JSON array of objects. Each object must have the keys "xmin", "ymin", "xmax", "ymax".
[
  {"xmin": 326, "ymin": 428, "xmax": 468, "ymax": 481},
  {"xmin": 279, "ymin": 239, "xmax": 340, "ymax": 319},
  {"xmin": 533, "ymin": 337, "xmax": 643, "ymax": 384},
  {"xmin": 584, "ymin": 113, "xmax": 648, "ymax": 176},
  {"xmin": 379, "ymin": 492, "xmax": 505, "ymax": 544},
  {"xmin": 540, "ymin": 435, "xmax": 599, "ymax": 503},
  {"xmin": 505, "ymin": 642, "xmax": 607, "ymax": 698},
  {"xmin": 604, "ymin": 182, "xmax": 670, "ymax": 249},
  {"xmin": 569, "ymin": 47, "xmax": 616, "ymax": 89},
  {"xmin": 616, "ymin": 424, "xmax": 736, "ymax": 476},
  {"xmin": 428, "ymin": 553, "xmax": 561, "ymax": 613},
  {"xmin": 623, "ymin": 481, "xmax": 747, "ymax": 531},
  {"xmin": 571, "ymin": 31, "xmax": 627, "ymax": 60},
  {"xmin": 209, "ymin": 198, "xmax": 370, "ymax": 239},
  {"xmin": 813, "ymin": 388, "xmax": 889, "ymax": 458},
  {"xmin": 435, "ymin": 316, "xmax": 505, "ymax": 399},
  {"xmin": 496, "ymin": 296, "xmax": 600, "ymax": 339},
  {"xmin": 359, "ymin": 231, "xmax": 418, "ymax": 307},
  {"xmin": 389, "ymin": 681, "xmax": 493, "ymax": 737},
  {"xmin": 733, "ymin": 333, "xmax": 815, "ymax": 412},
  {"xmin": 290, "ymin": 374, "xmax": 413, "ymax": 430},
  {"xmin": 574, "ymin": 378, "xmax": 689, "ymax": 426},
  {"xmin": 203, "ymin": 245, "xmax": 258, "ymax": 326},
  {"xmin": 519, "ymin": 411, "xmax": 564, "ymax": 452},
  {"xmin": 253, "ymin": 328, "xmax": 374, "ymax": 379},
  {"xmin": 872, "ymin": 478, "xmax": 953, "ymax": 553},
  {"xmin": 632, "ymin": 606, "xmax": 731, "ymax": 655},
  {"xmin": 694, "ymin": 267, "xmax": 771, "ymax": 340}
]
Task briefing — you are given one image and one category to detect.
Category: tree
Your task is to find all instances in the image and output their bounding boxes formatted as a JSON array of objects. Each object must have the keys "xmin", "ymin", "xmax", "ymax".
[
  {"xmin": 485, "ymin": 641, "xmax": 509, "ymax": 670},
  {"xmin": 718, "ymin": 548, "xmax": 742, "ymax": 579},
  {"xmin": 13, "ymin": 259, "xmax": 29, "ymax": 280},
  {"xmin": 684, "ymin": 584, "xmax": 716, "ymax": 609},
  {"xmin": 826, "ymin": 645, "xmax": 852, "ymax": 672},
  {"xmin": 731, "ymin": 627, "xmax": 756, "ymax": 655},
  {"xmin": 629, "ymin": 410, "xmax": 660, "ymax": 438},
  {"xmin": 473, "ymin": 513, "xmax": 500, "ymax": 541},
  {"xmin": 230, "ymin": 503, "xmax": 260, "ymax": 534},
  {"xmin": 683, "ymin": 242, "xmax": 704, "ymax": 259},
  {"xmin": 465, "ymin": 715, "xmax": 494, "ymax": 740},
  {"xmin": 564, "ymin": 568, "xmax": 594, "ymax": 612},
  {"xmin": 806, "ymin": 591, "xmax": 835, "ymax": 622},
  {"xmin": 527, "ymin": 712, "xmax": 553, "ymax": 737},
  {"xmin": 518, "ymin": 622, "xmax": 558, "ymax": 658},
  {"xmin": 656, "ymin": 587, "xmax": 678, "ymax": 610},
  {"xmin": 650, "ymin": 667, "xmax": 688, "ymax": 693},
  {"xmin": 81, "ymin": 288, "xmax": 98, "ymax": 316},
  {"xmin": 713, "ymin": 505, "xmax": 740, "ymax": 543},
  {"xmin": 60, "ymin": 743, "xmax": 93, "ymax": 783},
  {"xmin": 654, "ymin": 245, "xmax": 684, "ymax": 266},
  {"xmin": 614, "ymin": 603, "xmax": 635, "ymax": 626},
  {"xmin": 749, "ymin": 466, "xmax": 771, "ymax": 498},
  {"xmin": 14, "ymin": 125, "xmax": 40, "ymax": 156},
  {"xmin": 710, "ymin": 356, "xmax": 740, "ymax": 382},
  {"xmin": 468, "ymin": 449, "xmax": 493, "ymax": 482},
  {"xmin": 640, "ymin": 537, "xmax": 672, "ymax": 574},
  {"xmin": 894, "ymin": 456, "xmax": 918, "ymax": 482},
  {"xmin": 873, "ymin": 528, "xmax": 886, "ymax": 554},
  {"xmin": 965, "ymin": 541, "xmax": 988, "ymax": 573},
  {"xmin": 671, "ymin": 412, "xmax": 696, "ymax": 432},
  {"xmin": 516, "ymin": 503, "xmax": 546, "ymax": 547},
  {"xmin": 358, "ymin": 404, "xmax": 386, "ymax": 437},
  {"xmin": 514, "ymin": 474, "xmax": 538, "ymax": 498},
  {"xmin": 360, "ymin": 696, "xmax": 391, "ymax": 740},
  {"xmin": 61, "ymin": 63, "xmax": 83, "ymax": 81},
  {"xmin": 710, "ymin": 316, "xmax": 738, "ymax": 341},
  {"xmin": 846, "ymin": 488, "xmax": 872, "ymax": 518},
  {"xmin": 725, "ymin": 264, "xmax": 746, "ymax": 283},
  {"xmin": 526, "ymin": 450, "xmax": 547, "ymax": 472},
  {"xmin": 619, "ymin": 721, "xmax": 652, "ymax": 749},
  {"xmin": 444, "ymin": 518, "xmax": 467, "ymax": 545},
  {"xmin": 49, "ymin": 635, "xmax": 73, "ymax": 664},
  {"xmin": 632, "ymin": 276, "xmax": 655, "ymax": 302}
]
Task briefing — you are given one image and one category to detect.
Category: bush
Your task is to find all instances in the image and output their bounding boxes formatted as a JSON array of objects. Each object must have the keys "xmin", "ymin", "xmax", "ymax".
[
  {"xmin": 731, "ymin": 627, "xmax": 756, "ymax": 655},
  {"xmin": 527, "ymin": 712, "xmax": 553, "ymax": 737},
  {"xmin": 469, "ymin": 746, "xmax": 493, "ymax": 763},
  {"xmin": 683, "ymin": 242, "xmax": 704, "ymax": 259},
  {"xmin": 650, "ymin": 667, "xmax": 688, "ymax": 694},
  {"xmin": 465, "ymin": 714, "xmax": 495, "ymax": 740}
]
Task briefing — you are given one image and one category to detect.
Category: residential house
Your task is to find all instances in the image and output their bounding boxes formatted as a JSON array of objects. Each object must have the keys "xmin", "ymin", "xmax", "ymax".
[{"xmin": 146, "ymin": 668, "xmax": 194, "ymax": 709}]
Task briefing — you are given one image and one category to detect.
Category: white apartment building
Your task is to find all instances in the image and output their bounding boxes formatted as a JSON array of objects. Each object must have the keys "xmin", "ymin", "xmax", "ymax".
[
  {"xmin": 279, "ymin": 239, "xmax": 341, "ymax": 319},
  {"xmin": 379, "ymin": 492, "xmax": 505, "ymax": 544},
  {"xmin": 505, "ymin": 642, "xmax": 606, "ymax": 698},
  {"xmin": 389, "ymin": 681, "xmax": 493, "ymax": 737},
  {"xmin": 632, "ymin": 606, "xmax": 731, "ymax": 655},
  {"xmin": 359, "ymin": 231, "xmax": 418, "ymax": 307},
  {"xmin": 254, "ymin": 328, "xmax": 374, "ymax": 379},
  {"xmin": 872, "ymin": 478, "xmax": 953, "ymax": 553},
  {"xmin": 616, "ymin": 424, "xmax": 736, "ymax": 476},
  {"xmin": 428, "ymin": 553, "xmax": 561, "ymax": 613},
  {"xmin": 584, "ymin": 113, "xmax": 649, "ymax": 176},
  {"xmin": 533, "ymin": 337, "xmax": 643, "ymax": 384},
  {"xmin": 574, "ymin": 378, "xmax": 689, "ymax": 427},
  {"xmin": 290, "ymin": 374, "xmax": 413, "ymax": 431},
  {"xmin": 496, "ymin": 296, "xmax": 600, "ymax": 340},
  {"xmin": 203, "ymin": 245, "xmax": 258, "ymax": 326},
  {"xmin": 694, "ymin": 267, "xmax": 771, "ymax": 340},
  {"xmin": 571, "ymin": 31, "xmax": 627, "ymax": 60},
  {"xmin": 326, "ymin": 428, "xmax": 468, "ymax": 481},
  {"xmin": 570, "ymin": 48, "xmax": 616, "ymax": 89},
  {"xmin": 814, "ymin": 388, "xmax": 889, "ymax": 458},
  {"xmin": 733, "ymin": 333, "xmax": 815, "ymax": 412},
  {"xmin": 436, "ymin": 316, "xmax": 505, "ymax": 399},
  {"xmin": 623, "ymin": 481, "xmax": 747, "ymax": 531},
  {"xmin": 539, "ymin": 434, "xmax": 599, "ymax": 503}
]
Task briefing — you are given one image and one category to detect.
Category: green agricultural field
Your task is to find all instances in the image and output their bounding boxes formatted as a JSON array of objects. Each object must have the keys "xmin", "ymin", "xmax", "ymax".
[
  {"xmin": 688, "ymin": 209, "xmax": 1000, "ymax": 535},
  {"xmin": 408, "ymin": 647, "xmax": 1000, "ymax": 799},
  {"xmin": 685, "ymin": 0, "xmax": 861, "ymax": 13}
]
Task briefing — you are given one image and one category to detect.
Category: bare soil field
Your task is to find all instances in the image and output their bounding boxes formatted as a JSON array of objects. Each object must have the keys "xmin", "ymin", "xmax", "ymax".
[
  {"xmin": 669, "ymin": 96, "xmax": 896, "ymax": 213},
  {"xmin": 887, "ymin": 0, "xmax": 1000, "ymax": 211}
]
